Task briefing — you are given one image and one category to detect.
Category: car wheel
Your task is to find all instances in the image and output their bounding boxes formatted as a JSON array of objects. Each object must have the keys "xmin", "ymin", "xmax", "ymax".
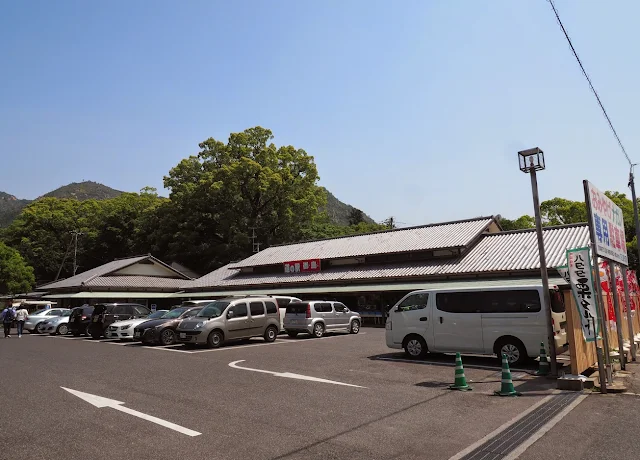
[
  {"xmin": 404, "ymin": 335, "xmax": 427, "ymax": 359},
  {"xmin": 207, "ymin": 330, "xmax": 224, "ymax": 348},
  {"xmin": 497, "ymin": 338, "xmax": 527, "ymax": 366},
  {"xmin": 35, "ymin": 322, "xmax": 45, "ymax": 334},
  {"xmin": 84, "ymin": 325, "xmax": 92, "ymax": 337},
  {"xmin": 159, "ymin": 329, "xmax": 175, "ymax": 346},
  {"xmin": 349, "ymin": 320, "xmax": 360, "ymax": 334},
  {"xmin": 90, "ymin": 327, "xmax": 102, "ymax": 339},
  {"xmin": 56, "ymin": 324, "xmax": 69, "ymax": 335},
  {"xmin": 287, "ymin": 332, "xmax": 298, "ymax": 338},
  {"xmin": 264, "ymin": 326, "xmax": 278, "ymax": 343},
  {"xmin": 312, "ymin": 322, "xmax": 325, "ymax": 338}
]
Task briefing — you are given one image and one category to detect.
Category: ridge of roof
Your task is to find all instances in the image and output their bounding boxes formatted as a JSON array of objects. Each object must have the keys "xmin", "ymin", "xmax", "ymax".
[
  {"xmin": 266, "ymin": 215, "xmax": 497, "ymax": 248},
  {"xmin": 483, "ymin": 222, "xmax": 588, "ymax": 237}
]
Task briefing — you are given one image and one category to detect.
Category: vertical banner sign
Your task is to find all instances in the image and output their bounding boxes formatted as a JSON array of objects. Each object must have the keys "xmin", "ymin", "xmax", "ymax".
[
  {"xmin": 585, "ymin": 181, "xmax": 628, "ymax": 266},
  {"xmin": 567, "ymin": 247, "xmax": 600, "ymax": 342}
]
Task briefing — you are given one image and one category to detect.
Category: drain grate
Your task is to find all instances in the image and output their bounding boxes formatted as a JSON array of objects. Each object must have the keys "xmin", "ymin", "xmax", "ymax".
[{"xmin": 459, "ymin": 392, "xmax": 581, "ymax": 460}]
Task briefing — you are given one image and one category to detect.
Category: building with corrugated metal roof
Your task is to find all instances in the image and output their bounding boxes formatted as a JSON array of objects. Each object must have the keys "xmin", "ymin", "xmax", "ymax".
[
  {"xmin": 36, "ymin": 255, "xmax": 192, "ymax": 309},
  {"xmin": 178, "ymin": 217, "xmax": 590, "ymax": 322}
]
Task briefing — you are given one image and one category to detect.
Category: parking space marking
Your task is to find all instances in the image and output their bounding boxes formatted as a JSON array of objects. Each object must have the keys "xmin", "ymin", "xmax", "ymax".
[{"xmin": 229, "ymin": 360, "xmax": 367, "ymax": 388}]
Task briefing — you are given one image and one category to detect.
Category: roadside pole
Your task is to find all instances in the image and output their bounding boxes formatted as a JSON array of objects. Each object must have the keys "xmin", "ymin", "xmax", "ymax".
[
  {"xmin": 621, "ymin": 266, "xmax": 636, "ymax": 361},
  {"xmin": 609, "ymin": 262, "xmax": 626, "ymax": 370},
  {"xmin": 530, "ymin": 166, "xmax": 558, "ymax": 376}
]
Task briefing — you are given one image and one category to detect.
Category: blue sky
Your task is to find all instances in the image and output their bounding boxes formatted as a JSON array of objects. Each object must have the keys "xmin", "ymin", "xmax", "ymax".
[{"xmin": 2, "ymin": 0, "xmax": 639, "ymax": 226}]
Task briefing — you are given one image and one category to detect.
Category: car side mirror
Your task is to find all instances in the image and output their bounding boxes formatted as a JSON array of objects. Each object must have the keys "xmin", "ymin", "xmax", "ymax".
[{"xmin": 227, "ymin": 311, "xmax": 234, "ymax": 319}]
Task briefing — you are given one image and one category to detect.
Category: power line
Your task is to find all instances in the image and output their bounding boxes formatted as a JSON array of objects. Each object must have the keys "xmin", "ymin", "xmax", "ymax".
[{"xmin": 547, "ymin": 0, "xmax": 632, "ymax": 167}]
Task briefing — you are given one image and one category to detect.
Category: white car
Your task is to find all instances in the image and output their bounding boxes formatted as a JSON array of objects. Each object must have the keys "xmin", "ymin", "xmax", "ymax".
[
  {"xmin": 41, "ymin": 312, "xmax": 72, "ymax": 335},
  {"xmin": 105, "ymin": 310, "xmax": 168, "ymax": 340}
]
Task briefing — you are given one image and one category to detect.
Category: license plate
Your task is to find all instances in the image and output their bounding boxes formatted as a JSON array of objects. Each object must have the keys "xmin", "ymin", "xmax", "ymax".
[{"xmin": 180, "ymin": 333, "xmax": 186, "ymax": 339}]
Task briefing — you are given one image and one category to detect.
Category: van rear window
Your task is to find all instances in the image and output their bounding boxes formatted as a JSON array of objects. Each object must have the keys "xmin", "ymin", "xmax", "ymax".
[{"xmin": 286, "ymin": 303, "xmax": 308, "ymax": 314}]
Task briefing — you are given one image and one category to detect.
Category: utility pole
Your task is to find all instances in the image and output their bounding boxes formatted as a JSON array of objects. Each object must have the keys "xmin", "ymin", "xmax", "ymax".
[
  {"xmin": 249, "ymin": 227, "xmax": 260, "ymax": 253},
  {"xmin": 70, "ymin": 230, "xmax": 83, "ymax": 275}
]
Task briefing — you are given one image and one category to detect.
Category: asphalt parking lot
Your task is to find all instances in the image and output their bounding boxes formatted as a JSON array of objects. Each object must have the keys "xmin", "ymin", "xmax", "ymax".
[{"xmin": 0, "ymin": 328, "xmax": 561, "ymax": 460}]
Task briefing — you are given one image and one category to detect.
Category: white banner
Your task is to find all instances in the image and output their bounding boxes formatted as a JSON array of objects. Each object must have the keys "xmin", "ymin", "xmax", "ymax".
[
  {"xmin": 585, "ymin": 181, "xmax": 628, "ymax": 266},
  {"xmin": 567, "ymin": 247, "xmax": 599, "ymax": 342}
]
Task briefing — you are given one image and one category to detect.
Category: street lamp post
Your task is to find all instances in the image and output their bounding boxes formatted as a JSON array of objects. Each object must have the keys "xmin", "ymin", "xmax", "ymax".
[{"xmin": 518, "ymin": 147, "xmax": 558, "ymax": 376}]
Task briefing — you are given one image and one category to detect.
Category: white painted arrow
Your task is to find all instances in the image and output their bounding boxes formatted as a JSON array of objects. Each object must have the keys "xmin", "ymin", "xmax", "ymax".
[
  {"xmin": 228, "ymin": 360, "xmax": 367, "ymax": 388},
  {"xmin": 61, "ymin": 387, "xmax": 201, "ymax": 437}
]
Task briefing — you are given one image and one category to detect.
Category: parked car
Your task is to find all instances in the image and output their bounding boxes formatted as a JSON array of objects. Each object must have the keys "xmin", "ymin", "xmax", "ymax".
[
  {"xmin": 105, "ymin": 310, "xmax": 168, "ymax": 340},
  {"xmin": 134, "ymin": 306, "xmax": 203, "ymax": 345},
  {"xmin": 68, "ymin": 306, "xmax": 95, "ymax": 336},
  {"xmin": 176, "ymin": 297, "xmax": 280, "ymax": 348},
  {"xmin": 89, "ymin": 303, "xmax": 151, "ymax": 339},
  {"xmin": 384, "ymin": 283, "xmax": 567, "ymax": 365},
  {"xmin": 41, "ymin": 311, "xmax": 72, "ymax": 335},
  {"xmin": 270, "ymin": 296, "xmax": 302, "ymax": 332},
  {"xmin": 283, "ymin": 301, "xmax": 361, "ymax": 338},
  {"xmin": 25, "ymin": 308, "xmax": 71, "ymax": 334}
]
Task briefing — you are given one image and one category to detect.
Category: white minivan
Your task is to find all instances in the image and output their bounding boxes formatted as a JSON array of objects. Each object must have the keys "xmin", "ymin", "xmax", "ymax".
[{"xmin": 385, "ymin": 283, "xmax": 567, "ymax": 365}]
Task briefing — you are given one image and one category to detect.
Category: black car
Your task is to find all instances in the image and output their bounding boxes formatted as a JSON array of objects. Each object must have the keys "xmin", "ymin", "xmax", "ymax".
[
  {"xmin": 89, "ymin": 303, "xmax": 150, "ymax": 339},
  {"xmin": 68, "ymin": 306, "xmax": 95, "ymax": 336},
  {"xmin": 133, "ymin": 306, "xmax": 203, "ymax": 345}
]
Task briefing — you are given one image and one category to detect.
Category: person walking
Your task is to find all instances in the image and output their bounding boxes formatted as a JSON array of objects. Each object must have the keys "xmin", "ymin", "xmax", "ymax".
[
  {"xmin": 1, "ymin": 305, "xmax": 16, "ymax": 338},
  {"xmin": 15, "ymin": 304, "xmax": 29, "ymax": 338}
]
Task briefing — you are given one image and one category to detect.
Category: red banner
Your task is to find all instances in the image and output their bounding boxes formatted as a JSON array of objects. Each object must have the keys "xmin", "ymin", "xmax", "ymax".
[{"xmin": 284, "ymin": 259, "xmax": 321, "ymax": 274}]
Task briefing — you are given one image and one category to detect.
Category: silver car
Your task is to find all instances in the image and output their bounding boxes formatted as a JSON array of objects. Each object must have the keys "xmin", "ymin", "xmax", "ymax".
[
  {"xmin": 283, "ymin": 301, "xmax": 361, "ymax": 338},
  {"xmin": 41, "ymin": 312, "xmax": 72, "ymax": 335},
  {"xmin": 25, "ymin": 308, "xmax": 71, "ymax": 334},
  {"xmin": 176, "ymin": 297, "xmax": 281, "ymax": 348}
]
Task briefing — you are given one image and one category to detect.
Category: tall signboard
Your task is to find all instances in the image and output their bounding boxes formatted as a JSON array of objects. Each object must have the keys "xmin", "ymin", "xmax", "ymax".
[{"xmin": 584, "ymin": 181, "xmax": 628, "ymax": 266}]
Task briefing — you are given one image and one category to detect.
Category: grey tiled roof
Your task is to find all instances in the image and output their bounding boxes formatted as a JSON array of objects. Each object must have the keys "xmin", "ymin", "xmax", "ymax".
[
  {"xmin": 186, "ymin": 224, "xmax": 589, "ymax": 289},
  {"xmin": 228, "ymin": 217, "xmax": 497, "ymax": 268},
  {"xmin": 85, "ymin": 276, "xmax": 188, "ymax": 289},
  {"xmin": 38, "ymin": 256, "xmax": 149, "ymax": 290}
]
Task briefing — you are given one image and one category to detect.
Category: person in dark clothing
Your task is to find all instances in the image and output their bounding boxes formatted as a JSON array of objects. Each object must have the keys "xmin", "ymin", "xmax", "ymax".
[{"xmin": 1, "ymin": 306, "xmax": 16, "ymax": 338}]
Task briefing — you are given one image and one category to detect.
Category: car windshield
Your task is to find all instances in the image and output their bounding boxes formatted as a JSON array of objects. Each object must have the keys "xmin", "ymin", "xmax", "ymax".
[
  {"xmin": 196, "ymin": 301, "xmax": 230, "ymax": 319},
  {"xmin": 148, "ymin": 310, "xmax": 167, "ymax": 319},
  {"xmin": 162, "ymin": 307, "xmax": 188, "ymax": 319}
]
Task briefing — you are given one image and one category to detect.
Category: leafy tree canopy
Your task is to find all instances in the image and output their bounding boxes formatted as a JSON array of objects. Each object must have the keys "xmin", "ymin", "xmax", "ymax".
[{"xmin": 0, "ymin": 242, "xmax": 35, "ymax": 295}]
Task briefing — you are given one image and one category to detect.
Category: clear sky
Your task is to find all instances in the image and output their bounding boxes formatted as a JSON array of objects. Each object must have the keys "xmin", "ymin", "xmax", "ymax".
[{"xmin": 2, "ymin": 0, "xmax": 639, "ymax": 226}]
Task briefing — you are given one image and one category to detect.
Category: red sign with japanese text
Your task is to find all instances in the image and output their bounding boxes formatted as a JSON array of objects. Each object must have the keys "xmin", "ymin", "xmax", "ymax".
[{"xmin": 284, "ymin": 259, "xmax": 321, "ymax": 274}]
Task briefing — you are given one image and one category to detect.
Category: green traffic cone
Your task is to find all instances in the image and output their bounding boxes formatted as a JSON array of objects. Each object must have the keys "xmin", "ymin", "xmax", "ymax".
[
  {"xmin": 536, "ymin": 342, "xmax": 549, "ymax": 376},
  {"xmin": 494, "ymin": 354, "xmax": 521, "ymax": 397},
  {"xmin": 449, "ymin": 352, "xmax": 472, "ymax": 391}
]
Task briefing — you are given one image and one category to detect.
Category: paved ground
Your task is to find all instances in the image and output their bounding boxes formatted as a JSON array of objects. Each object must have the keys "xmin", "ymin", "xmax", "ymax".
[{"xmin": 0, "ymin": 328, "xmax": 565, "ymax": 460}]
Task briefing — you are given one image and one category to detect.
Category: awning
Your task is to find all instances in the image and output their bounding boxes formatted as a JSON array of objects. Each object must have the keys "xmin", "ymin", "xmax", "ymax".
[
  {"xmin": 173, "ymin": 277, "xmax": 567, "ymax": 298},
  {"xmin": 42, "ymin": 292, "xmax": 175, "ymax": 300}
]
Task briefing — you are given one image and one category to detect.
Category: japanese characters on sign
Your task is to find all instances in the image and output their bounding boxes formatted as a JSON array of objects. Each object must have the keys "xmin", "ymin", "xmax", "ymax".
[
  {"xmin": 585, "ymin": 181, "xmax": 628, "ymax": 266},
  {"xmin": 283, "ymin": 259, "xmax": 321, "ymax": 274},
  {"xmin": 567, "ymin": 247, "xmax": 600, "ymax": 342}
]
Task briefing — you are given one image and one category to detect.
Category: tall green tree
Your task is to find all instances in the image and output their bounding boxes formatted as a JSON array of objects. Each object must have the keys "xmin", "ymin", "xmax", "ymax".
[
  {"xmin": 163, "ymin": 126, "xmax": 326, "ymax": 272},
  {"xmin": 0, "ymin": 242, "xmax": 35, "ymax": 294},
  {"xmin": 540, "ymin": 198, "xmax": 587, "ymax": 226},
  {"xmin": 499, "ymin": 215, "xmax": 535, "ymax": 231}
]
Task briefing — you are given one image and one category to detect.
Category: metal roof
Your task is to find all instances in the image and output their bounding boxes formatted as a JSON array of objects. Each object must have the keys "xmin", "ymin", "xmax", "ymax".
[
  {"xmin": 38, "ymin": 255, "xmax": 192, "ymax": 291},
  {"xmin": 228, "ymin": 216, "xmax": 497, "ymax": 268},
  {"xmin": 43, "ymin": 292, "xmax": 175, "ymax": 299},
  {"xmin": 173, "ymin": 277, "xmax": 567, "ymax": 298},
  {"xmin": 37, "ymin": 256, "xmax": 149, "ymax": 290},
  {"xmin": 185, "ymin": 224, "xmax": 589, "ymax": 289},
  {"xmin": 84, "ymin": 276, "xmax": 187, "ymax": 289}
]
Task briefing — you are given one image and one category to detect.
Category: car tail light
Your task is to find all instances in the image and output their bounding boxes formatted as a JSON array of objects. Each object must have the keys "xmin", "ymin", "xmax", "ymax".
[
  {"xmin": 306, "ymin": 304, "xmax": 311, "ymax": 318},
  {"xmin": 81, "ymin": 316, "xmax": 87, "ymax": 320}
]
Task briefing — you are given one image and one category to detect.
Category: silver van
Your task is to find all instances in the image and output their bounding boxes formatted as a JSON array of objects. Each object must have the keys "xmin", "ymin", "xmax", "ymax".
[
  {"xmin": 283, "ymin": 301, "xmax": 361, "ymax": 338},
  {"xmin": 175, "ymin": 297, "xmax": 280, "ymax": 348}
]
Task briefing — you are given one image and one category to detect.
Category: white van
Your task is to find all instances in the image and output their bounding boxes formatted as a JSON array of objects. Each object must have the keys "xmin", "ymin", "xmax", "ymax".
[{"xmin": 385, "ymin": 283, "xmax": 567, "ymax": 365}]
